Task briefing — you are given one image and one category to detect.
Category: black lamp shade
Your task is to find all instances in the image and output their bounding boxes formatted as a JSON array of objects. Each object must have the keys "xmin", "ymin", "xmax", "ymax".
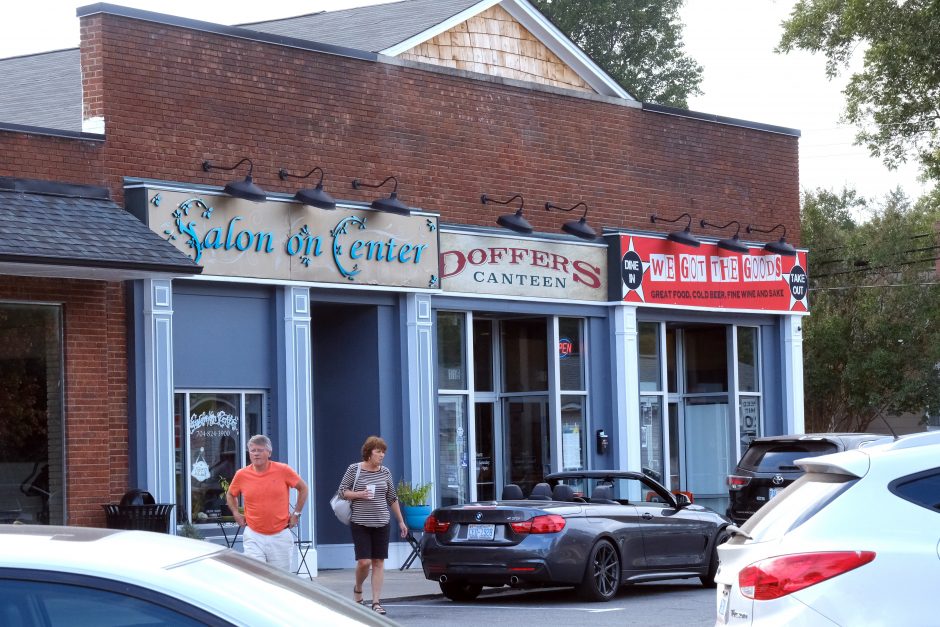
[
  {"xmin": 765, "ymin": 238, "xmax": 797, "ymax": 256},
  {"xmin": 667, "ymin": 228, "xmax": 701, "ymax": 247},
  {"xmin": 294, "ymin": 184, "xmax": 336, "ymax": 209},
  {"xmin": 224, "ymin": 176, "xmax": 267, "ymax": 203},
  {"xmin": 497, "ymin": 210, "xmax": 533, "ymax": 234},
  {"xmin": 717, "ymin": 235, "xmax": 749, "ymax": 254},
  {"xmin": 371, "ymin": 192, "xmax": 411, "ymax": 216},
  {"xmin": 562, "ymin": 217, "xmax": 596, "ymax": 240}
]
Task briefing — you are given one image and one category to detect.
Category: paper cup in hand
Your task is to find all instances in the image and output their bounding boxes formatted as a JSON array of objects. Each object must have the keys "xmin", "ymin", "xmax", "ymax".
[{"xmin": 367, "ymin": 484, "xmax": 376, "ymax": 499}]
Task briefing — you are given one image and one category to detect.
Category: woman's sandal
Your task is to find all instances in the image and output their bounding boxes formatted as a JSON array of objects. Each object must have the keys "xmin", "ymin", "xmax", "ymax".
[
  {"xmin": 352, "ymin": 586, "xmax": 363, "ymax": 605},
  {"xmin": 371, "ymin": 602, "xmax": 387, "ymax": 615}
]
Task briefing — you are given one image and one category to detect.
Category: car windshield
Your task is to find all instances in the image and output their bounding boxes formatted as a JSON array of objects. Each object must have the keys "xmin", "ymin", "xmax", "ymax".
[
  {"xmin": 740, "ymin": 443, "xmax": 837, "ymax": 471},
  {"xmin": 741, "ymin": 472, "xmax": 856, "ymax": 540},
  {"xmin": 551, "ymin": 476, "xmax": 666, "ymax": 503}
]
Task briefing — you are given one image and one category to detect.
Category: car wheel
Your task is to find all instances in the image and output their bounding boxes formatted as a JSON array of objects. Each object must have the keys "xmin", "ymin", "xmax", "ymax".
[
  {"xmin": 700, "ymin": 530, "xmax": 730, "ymax": 587},
  {"xmin": 576, "ymin": 540, "xmax": 620, "ymax": 602},
  {"xmin": 439, "ymin": 580, "xmax": 483, "ymax": 602}
]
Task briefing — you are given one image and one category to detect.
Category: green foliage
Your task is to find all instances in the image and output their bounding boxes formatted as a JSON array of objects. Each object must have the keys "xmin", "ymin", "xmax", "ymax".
[
  {"xmin": 532, "ymin": 0, "xmax": 703, "ymax": 107},
  {"xmin": 396, "ymin": 479, "xmax": 433, "ymax": 506},
  {"xmin": 778, "ymin": 0, "xmax": 940, "ymax": 181},
  {"xmin": 802, "ymin": 186, "xmax": 940, "ymax": 431},
  {"xmin": 177, "ymin": 521, "xmax": 203, "ymax": 540}
]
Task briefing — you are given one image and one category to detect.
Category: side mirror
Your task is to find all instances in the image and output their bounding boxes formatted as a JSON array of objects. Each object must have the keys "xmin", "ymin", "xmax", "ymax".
[{"xmin": 674, "ymin": 491, "xmax": 693, "ymax": 507}]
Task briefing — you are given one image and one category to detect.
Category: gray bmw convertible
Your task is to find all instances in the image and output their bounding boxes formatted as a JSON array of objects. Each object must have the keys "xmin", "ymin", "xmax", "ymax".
[{"xmin": 419, "ymin": 470, "xmax": 730, "ymax": 602}]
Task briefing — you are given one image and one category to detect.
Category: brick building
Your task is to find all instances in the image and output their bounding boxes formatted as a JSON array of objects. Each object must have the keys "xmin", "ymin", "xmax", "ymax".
[{"xmin": 0, "ymin": 0, "xmax": 806, "ymax": 571}]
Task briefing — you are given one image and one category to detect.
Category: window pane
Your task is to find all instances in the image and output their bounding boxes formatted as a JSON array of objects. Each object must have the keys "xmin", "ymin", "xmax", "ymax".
[
  {"xmin": 684, "ymin": 326, "xmax": 728, "ymax": 393},
  {"xmin": 640, "ymin": 396, "xmax": 664, "ymax": 483},
  {"xmin": 558, "ymin": 318, "xmax": 584, "ymax": 391},
  {"xmin": 739, "ymin": 395, "xmax": 761, "ymax": 450},
  {"xmin": 0, "ymin": 304, "xmax": 63, "ymax": 525},
  {"xmin": 503, "ymin": 396, "xmax": 550, "ymax": 495},
  {"xmin": 245, "ymin": 394, "xmax": 264, "ymax": 443},
  {"xmin": 174, "ymin": 394, "xmax": 185, "ymax": 523},
  {"xmin": 501, "ymin": 318, "xmax": 548, "ymax": 392},
  {"xmin": 473, "ymin": 319, "xmax": 493, "ymax": 392},
  {"xmin": 188, "ymin": 393, "xmax": 241, "ymax": 523},
  {"xmin": 437, "ymin": 312, "xmax": 467, "ymax": 390},
  {"xmin": 561, "ymin": 395, "xmax": 585, "ymax": 471},
  {"xmin": 474, "ymin": 403, "xmax": 495, "ymax": 501},
  {"xmin": 639, "ymin": 322, "xmax": 661, "ymax": 392},
  {"xmin": 438, "ymin": 395, "xmax": 469, "ymax": 506},
  {"xmin": 737, "ymin": 327, "xmax": 759, "ymax": 392},
  {"xmin": 666, "ymin": 328, "xmax": 677, "ymax": 393}
]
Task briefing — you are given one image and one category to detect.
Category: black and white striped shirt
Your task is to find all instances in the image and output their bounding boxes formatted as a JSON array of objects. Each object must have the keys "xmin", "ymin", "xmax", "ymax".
[{"xmin": 337, "ymin": 463, "xmax": 398, "ymax": 527}]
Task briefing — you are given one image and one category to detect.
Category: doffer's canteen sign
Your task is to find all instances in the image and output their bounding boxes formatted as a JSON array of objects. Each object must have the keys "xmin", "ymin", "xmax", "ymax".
[
  {"xmin": 140, "ymin": 188, "xmax": 440, "ymax": 289},
  {"xmin": 440, "ymin": 231, "xmax": 607, "ymax": 301},
  {"xmin": 618, "ymin": 234, "xmax": 809, "ymax": 313}
]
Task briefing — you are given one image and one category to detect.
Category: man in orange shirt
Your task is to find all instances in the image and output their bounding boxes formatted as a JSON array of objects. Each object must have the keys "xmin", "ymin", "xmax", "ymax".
[{"xmin": 226, "ymin": 434, "xmax": 309, "ymax": 570}]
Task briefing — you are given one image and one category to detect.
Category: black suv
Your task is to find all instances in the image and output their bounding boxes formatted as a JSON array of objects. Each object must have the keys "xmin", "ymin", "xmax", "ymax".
[{"xmin": 726, "ymin": 433, "xmax": 891, "ymax": 524}]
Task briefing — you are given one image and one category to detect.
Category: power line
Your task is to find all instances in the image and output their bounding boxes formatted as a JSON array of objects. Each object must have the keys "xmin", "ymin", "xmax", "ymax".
[{"xmin": 810, "ymin": 282, "xmax": 940, "ymax": 291}]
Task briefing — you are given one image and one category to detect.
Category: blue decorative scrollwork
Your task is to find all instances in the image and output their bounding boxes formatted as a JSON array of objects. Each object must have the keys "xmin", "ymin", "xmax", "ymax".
[
  {"xmin": 330, "ymin": 216, "xmax": 368, "ymax": 280},
  {"xmin": 426, "ymin": 219, "xmax": 436, "ymax": 232},
  {"xmin": 151, "ymin": 193, "xmax": 161, "ymax": 207},
  {"xmin": 428, "ymin": 275, "xmax": 438, "ymax": 288}
]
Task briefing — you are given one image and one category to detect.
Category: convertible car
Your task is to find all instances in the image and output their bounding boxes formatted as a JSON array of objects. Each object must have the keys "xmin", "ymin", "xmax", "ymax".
[{"xmin": 419, "ymin": 471, "xmax": 730, "ymax": 602}]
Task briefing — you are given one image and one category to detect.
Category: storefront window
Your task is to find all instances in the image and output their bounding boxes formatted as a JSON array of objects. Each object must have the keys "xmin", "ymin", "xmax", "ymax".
[
  {"xmin": 473, "ymin": 319, "xmax": 493, "ymax": 392},
  {"xmin": 501, "ymin": 318, "xmax": 548, "ymax": 392},
  {"xmin": 437, "ymin": 312, "xmax": 467, "ymax": 390},
  {"xmin": 561, "ymin": 395, "xmax": 585, "ymax": 471},
  {"xmin": 558, "ymin": 318, "xmax": 584, "ymax": 391},
  {"xmin": 639, "ymin": 322, "xmax": 661, "ymax": 392},
  {"xmin": 0, "ymin": 304, "xmax": 63, "ymax": 525},
  {"xmin": 685, "ymin": 326, "xmax": 728, "ymax": 393},
  {"xmin": 640, "ymin": 396, "xmax": 664, "ymax": 483},
  {"xmin": 438, "ymin": 395, "xmax": 469, "ymax": 506},
  {"xmin": 174, "ymin": 391, "xmax": 264, "ymax": 524},
  {"xmin": 737, "ymin": 327, "xmax": 759, "ymax": 393}
]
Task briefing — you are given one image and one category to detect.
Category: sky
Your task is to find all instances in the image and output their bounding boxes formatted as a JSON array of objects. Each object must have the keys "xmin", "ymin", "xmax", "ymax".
[{"xmin": 0, "ymin": 0, "xmax": 930, "ymax": 204}]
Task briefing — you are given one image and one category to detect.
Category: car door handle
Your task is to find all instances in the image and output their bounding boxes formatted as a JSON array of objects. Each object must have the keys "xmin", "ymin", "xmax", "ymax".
[{"xmin": 642, "ymin": 513, "xmax": 653, "ymax": 520}]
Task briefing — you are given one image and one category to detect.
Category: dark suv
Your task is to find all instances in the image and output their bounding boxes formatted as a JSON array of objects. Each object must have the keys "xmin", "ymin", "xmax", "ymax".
[{"xmin": 726, "ymin": 433, "xmax": 891, "ymax": 524}]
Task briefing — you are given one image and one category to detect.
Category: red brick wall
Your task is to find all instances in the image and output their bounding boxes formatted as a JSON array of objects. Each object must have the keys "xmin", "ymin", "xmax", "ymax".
[
  {"xmin": 0, "ymin": 277, "xmax": 127, "ymax": 527},
  {"xmin": 3, "ymin": 10, "xmax": 799, "ymax": 242}
]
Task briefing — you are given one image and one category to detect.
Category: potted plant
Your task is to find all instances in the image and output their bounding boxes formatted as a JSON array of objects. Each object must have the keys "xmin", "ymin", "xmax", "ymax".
[{"xmin": 397, "ymin": 479, "xmax": 433, "ymax": 531}]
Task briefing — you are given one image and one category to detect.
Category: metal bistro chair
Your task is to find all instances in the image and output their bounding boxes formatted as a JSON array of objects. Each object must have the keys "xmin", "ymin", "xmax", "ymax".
[{"xmin": 291, "ymin": 521, "xmax": 313, "ymax": 580}]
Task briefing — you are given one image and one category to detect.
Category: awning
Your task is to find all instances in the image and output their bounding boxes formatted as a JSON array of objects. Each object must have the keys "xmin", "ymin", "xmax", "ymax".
[{"xmin": 0, "ymin": 177, "xmax": 202, "ymax": 280}]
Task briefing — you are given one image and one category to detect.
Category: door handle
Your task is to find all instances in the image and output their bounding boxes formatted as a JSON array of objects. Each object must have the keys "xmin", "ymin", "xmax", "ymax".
[{"xmin": 642, "ymin": 513, "xmax": 653, "ymax": 520}]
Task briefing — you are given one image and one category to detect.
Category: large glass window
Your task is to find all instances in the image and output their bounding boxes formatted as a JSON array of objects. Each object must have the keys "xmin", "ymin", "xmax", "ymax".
[
  {"xmin": 639, "ymin": 323, "xmax": 661, "ymax": 392},
  {"xmin": 684, "ymin": 326, "xmax": 728, "ymax": 393},
  {"xmin": 640, "ymin": 396, "xmax": 664, "ymax": 483},
  {"xmin": 558, "ymin": 318, "xmax": 584, "ymax": 391},
  {"xmin": 501, "ymin": 318, "xmax": 548, "ymax": 392},
  {"xmin": 0, "ymin": 304, "xmax": 64, "ymax": 525},
  {"xmin": 174, "ymin": 391, "xmax": 265, "ymax": 524},
  {"xmin": 473, "ymin": 319, "xmax": 493, "ymax": 393},
  {"xmin": 437, "ymin": 395, "xmax": 469, "ymax": 506},
  {"xmin": 437, "ymin": 311, "xmax": 467, "ymax": 390},
  {"xmin": 737, "ymin": 326, "xmax": 762, "ymax": 449}
]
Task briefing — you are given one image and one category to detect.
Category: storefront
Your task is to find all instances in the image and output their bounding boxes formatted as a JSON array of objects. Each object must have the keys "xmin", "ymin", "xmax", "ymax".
[
  {"xmin": 124, "ymin": 180, "xmax": 440, "ymax": 570},
  {"xmin": 434, "ymin": 227, "xmax": 610, "ymax": 501},
  {"xmin": 609, "ymin": 232, "xmax": 808, "ymax": 513}
]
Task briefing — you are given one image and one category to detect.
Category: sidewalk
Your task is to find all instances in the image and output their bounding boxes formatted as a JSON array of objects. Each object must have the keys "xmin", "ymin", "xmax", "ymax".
[{"xmin": 313, "ymin": 566, "xmax": 443, "ymax": 602}]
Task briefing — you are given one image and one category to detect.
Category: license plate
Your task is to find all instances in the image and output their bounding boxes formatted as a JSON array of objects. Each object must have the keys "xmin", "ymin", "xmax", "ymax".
[
  {"xmin": 717, "ymin": 585, "xmax": 730, "ymax": 624},
  {"xmin": 467, "ymin": 524, "xmax": 495, "ymax": 540},
  {"xmin": 769, "ymin": 487, "xmax": 779, "ymax": 499}
]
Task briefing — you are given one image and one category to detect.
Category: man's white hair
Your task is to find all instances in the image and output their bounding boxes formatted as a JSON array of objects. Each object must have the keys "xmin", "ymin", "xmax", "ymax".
[{"xmin": 248, "ymin": 434, "xmax": 272, "ymax": 452}]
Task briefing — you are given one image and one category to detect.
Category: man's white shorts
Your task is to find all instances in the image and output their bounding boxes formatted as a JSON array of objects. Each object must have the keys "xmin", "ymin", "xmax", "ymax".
[{"xmin": 243, "ymin": 526, "xmax": 293, "ymax": 571}]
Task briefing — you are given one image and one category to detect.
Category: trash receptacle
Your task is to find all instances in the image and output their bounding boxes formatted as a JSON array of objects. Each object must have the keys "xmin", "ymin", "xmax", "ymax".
[{"xmin": 103, "ymin": 489, "xmax": 175, "ymax": 533}]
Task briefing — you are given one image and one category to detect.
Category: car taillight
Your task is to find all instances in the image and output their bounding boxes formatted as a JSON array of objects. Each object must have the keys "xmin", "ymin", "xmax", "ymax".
[
  {"xmin": 424, "ymin": 515, "xmax": 450, "ymax": 533},
  {"xmin": 727, "ymin": 475, "xmax": 751, "ymax": 490},
  {"xmin": 739, "ymin": 551, "xmax": 876, "ymax": 600},
  {"xmin": 509, "ymin": 514, "xmax": 566, "ymax": 534}
]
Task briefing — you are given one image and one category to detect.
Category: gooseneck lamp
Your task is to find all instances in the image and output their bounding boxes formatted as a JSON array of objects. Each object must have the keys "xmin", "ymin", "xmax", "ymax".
[
  {"xmin": 278, "ymin": 166, "xmax": 337, "ymax": 209},
  {"xmin": 202, "ymin": 158, "xmax": 267, "ymax": 202},
  {"xmin": 699, "ymin": 219, "xmax": 750, "ymax": 253},
  {"xmin": 545, "ymin": 201, "xmax": 597, "ymax": 240},
  {"xmin": 746, "ymin": 223, "xmax": 797, "ymax": 256},
  {"xmin": 483, "ymin": 194, "xmax": 533, "ymax": 234},
  {"xmin": 650, "ymin": 212, "xmax": 700, "ymax": 247},
  {"xmin": 351, "ymin": 176, "xmax": 410, "ymax": 215}
]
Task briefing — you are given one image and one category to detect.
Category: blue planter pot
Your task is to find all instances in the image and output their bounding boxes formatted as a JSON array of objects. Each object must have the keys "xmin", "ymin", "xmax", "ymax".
[{"xmin": 402, "ymin": 504, "xmax": 432, "ymax": 531}]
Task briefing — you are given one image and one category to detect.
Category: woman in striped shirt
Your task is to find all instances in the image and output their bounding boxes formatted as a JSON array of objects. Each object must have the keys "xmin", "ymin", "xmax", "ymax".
[{"xmin": 337, "ymin": 435, "xmax": 408, "ymax": 615}]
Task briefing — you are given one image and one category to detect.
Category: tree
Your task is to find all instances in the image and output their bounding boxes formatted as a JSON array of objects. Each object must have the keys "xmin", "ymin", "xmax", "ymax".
[
  {"xmin": 778, "ymin": 0, "xmax": 940, "ymax": 181},
  {"xmin": 802, "ymin": 187, "xmax": 940, "ymax": 432},
  {"xmin": 532, "ymin": 0, "xmax": 703, "ymax": 107}
]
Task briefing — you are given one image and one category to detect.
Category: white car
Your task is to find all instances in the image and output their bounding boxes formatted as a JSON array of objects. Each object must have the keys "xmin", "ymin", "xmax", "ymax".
[
  {"xmin": 0, "ymin": 525, "xmax": 393, "ymax": 626},
  {"xmin": 715, "ymin": 431, "xmax": 940, "ymax": 626}
]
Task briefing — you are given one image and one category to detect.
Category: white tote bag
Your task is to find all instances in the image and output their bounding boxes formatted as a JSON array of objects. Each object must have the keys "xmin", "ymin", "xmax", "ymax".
[{"xmin": 330, "ymin": 464, "xmax": 360, "ymax": 525}]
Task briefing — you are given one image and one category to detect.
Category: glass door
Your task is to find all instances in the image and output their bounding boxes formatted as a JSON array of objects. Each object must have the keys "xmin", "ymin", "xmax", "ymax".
[
  {"xmin": 474, "ymin": 403, "xmax": 496, "ymax": 501},
  {"xmin": 502, "ymin": 396, "xmax": 550, "ymax": 495}
]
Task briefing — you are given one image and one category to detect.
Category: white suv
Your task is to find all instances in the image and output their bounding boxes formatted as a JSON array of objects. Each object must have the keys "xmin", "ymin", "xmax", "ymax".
[{"xmin": 715, "ymin": 431, "xmax": 940, "ymax": 626}]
